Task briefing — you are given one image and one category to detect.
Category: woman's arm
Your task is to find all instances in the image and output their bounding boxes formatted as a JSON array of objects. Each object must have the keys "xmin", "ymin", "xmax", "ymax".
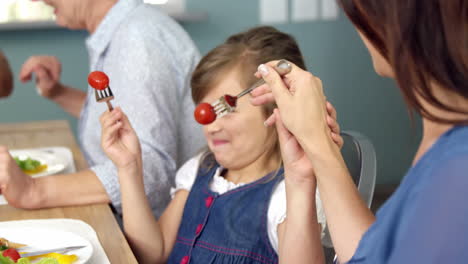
[
  {"xmin": 303, "ymin": 138, "xmax": 375, "ymax": 263},
  {"xmin": 19, "ymin": 56, "xmax": 86, "ymax": 117},
  {"xmin": 254, "ymin": 62, "xmax": 375, "ymax": 262},
  {"xmin": 272, "ymin": 110, "xmax": 324, "ymax": 263}
]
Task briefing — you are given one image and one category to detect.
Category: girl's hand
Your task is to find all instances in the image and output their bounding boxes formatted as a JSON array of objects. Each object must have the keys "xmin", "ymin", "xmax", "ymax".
[
  {"xmin": 325, "ymin": 101, "xmax": 344, "ymax": 149},
  {"xmin": 100, "ymin": 107, "xmax": 141, "ymax": 170},
  {"xmin": 274, "ymin": 109, "xmax": 316, "ymax": 187},
  {"xmin": 275, "ymin": 105, "xmax": 343, "ymax": 184},
  {"xmin": 265, "ymin": 100, "xmax": 343, "ymax": 149}
]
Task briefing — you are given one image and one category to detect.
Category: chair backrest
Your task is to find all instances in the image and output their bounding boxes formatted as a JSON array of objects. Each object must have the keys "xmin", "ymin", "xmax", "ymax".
[
  {"xmin": 341, "ymin": 131, "xmax": 377, "ymax": 208},
  {"xmin": 321, "ymin": 130, "xmax": 377, "ymax": 249}
]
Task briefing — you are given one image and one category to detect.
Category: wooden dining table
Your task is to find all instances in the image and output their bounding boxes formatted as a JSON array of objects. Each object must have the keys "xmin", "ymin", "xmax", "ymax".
[{"xmin": 0, "ymin": 120, "xmax": 137, "ymax": 264}]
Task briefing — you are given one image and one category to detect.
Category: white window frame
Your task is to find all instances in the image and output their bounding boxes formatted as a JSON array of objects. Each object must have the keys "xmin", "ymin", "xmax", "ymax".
[{"xmin": 144, "ymin": 0, "xmax": 186, "ymax": 14}]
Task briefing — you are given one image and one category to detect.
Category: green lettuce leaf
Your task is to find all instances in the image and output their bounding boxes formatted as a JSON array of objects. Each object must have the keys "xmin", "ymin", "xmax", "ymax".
[{"xmin": 0, "ymin": 255, "xmax": 15, "ymax": 264}]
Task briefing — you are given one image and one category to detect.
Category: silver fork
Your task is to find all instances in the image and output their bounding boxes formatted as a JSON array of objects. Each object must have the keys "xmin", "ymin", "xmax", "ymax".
[
  {"xmin": 88, "ymin": 71, "xmax": 114, "ymax": 111},
  {"xmin": 95, "ymin": 87, "xmax": 114, "ymax": 111},
  {"xmin": 212, "ymin": 59, "xmax": 292, "ymax": 118},
  {"xmin": 20, "ymin": 245, "xmax": 87, "ymax": 258}
]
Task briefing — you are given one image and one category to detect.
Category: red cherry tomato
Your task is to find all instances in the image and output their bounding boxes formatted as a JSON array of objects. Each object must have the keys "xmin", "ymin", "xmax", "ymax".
[
  {"xmin": 2, "ymin": 248, "xmax": 21, "ymax": 262},
  {"xmin": 194, "ymin": 103, "xmax": 216, "ymax": 125},
  {"xmin": 88, "ymin": 71, "xmax": 109, "ymax": 90}
]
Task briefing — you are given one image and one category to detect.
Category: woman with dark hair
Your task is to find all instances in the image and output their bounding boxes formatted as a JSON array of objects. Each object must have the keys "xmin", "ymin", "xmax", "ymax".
[{"xmin": 252, "ymin": 0, "xmax": 468, "ymax": 263}]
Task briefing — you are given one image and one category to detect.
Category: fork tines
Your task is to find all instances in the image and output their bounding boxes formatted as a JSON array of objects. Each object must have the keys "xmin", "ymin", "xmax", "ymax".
[
  {"xmin": 213, "ymin": 97, "xmax": 235, "ymax": 118},
  {"xmin": 95, "ymin": 87, "xmax": 114, "ymax": 102}
]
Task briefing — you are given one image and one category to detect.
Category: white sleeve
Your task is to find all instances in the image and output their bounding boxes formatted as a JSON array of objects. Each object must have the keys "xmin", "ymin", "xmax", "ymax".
[
  {"xmin": 170, "ymin": 153, "xmax": 203, "ymax": 198},
  {"xmin": 267, "ymin": 180, "xmax": 286, "ymax": 253},
  {"xmin": 268, "ymin": 181, "xmax": 327, "ymax": 253},
  {"xmin": 315, "ymin": 189, "xmax": 327, "ymax": 236}
]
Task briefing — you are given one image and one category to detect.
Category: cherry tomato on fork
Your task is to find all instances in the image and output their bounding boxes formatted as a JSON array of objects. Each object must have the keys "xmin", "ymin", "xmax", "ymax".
[
  {"xmin": 88, "ymin": 71, "xmax": 109, "ymax": 90},
  {"xmin": 194, "ymin": 103, "xmax": 216, "ymax": 125},
  {"xmin": 2, "ymin": 248, "xmax": 21, "ymax": 262}
]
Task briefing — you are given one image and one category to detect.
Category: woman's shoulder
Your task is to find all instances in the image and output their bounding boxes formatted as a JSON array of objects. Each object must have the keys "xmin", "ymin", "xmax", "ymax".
[
  {"xmin": 416, "ymin": 126, "xmax": 468, "ymax": 180},
  {"xmin": 412, "ymin": 127, "xmax": 468, "ymax": 200},
  {"xmin": 431, "ymin": 126, "xmax": 468, "ymax": 176},
  {"xmin": 437, "ymin": 125, "xmax": 468, "ymax": 154}
]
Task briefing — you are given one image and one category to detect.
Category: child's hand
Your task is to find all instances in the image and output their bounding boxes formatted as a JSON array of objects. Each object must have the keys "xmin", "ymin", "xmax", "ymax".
[
  {"xmin": 100, "ymin": 107, "xmax": 141, "ymax": 170},
  {"xmin": 325, "ymin": 101, "xmax": 343, "ymax": 149},
  {"xmin": 274, "ymin": 109, "xmax": 316, "ymax": 186},
  {"xmin": 275, "ymin": 104, "xmax": 343, "ymax": 185},
  {"xmin": 252, "ymin": 61, "xmax": 344, "ymax": 152},
  {"xmin": 266, "ymin": 101, "xmax": 343, "ymax": 149}
]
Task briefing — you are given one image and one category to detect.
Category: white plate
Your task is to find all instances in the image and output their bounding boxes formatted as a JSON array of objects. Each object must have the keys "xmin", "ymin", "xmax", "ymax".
[
  {"xmin": 9, "ymin": 149, "xmax": 67, "ymax": 177},
  {"xmin": 0, "ymin": 227, "xmax": 93, "ymax": 263}
]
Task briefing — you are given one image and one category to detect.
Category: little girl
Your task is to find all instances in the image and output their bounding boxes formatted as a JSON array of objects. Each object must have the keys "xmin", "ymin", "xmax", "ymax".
[{"xmin": 100, "ymin": 26, "xmax": 341, "ymax": 264}]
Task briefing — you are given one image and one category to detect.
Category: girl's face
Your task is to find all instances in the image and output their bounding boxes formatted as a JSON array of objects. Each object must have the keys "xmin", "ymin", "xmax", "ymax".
[{"xmin": 200, "ymin": 70, "xmax": 277, "ymax": 170}]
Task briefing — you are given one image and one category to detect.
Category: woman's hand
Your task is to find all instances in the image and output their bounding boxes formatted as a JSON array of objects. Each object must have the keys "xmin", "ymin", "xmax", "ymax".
[
  {"xmin": 275, "ymin": 104, "xmax": 343, "ymax": 184},
  {"xmin": 269, "ymin": 101, "xmax": 343, "ymax": 149},
  {"xmin": 252, "ymin": 61, "xmax": 335, "ymax": 149},
  {"xmin": 100, "ymin": 107, "xmax": 142, "ymax": 171},
  {"xmin": 256, "ymin": 62, "xmax": 376, "ymax": 263},
  {"xmin": 253, "ymin": 61, "xmax": 344, "ymax": 184},
  {"xmin": 19, "ymin": 56, "xmax": 64, "ymax": 99}
]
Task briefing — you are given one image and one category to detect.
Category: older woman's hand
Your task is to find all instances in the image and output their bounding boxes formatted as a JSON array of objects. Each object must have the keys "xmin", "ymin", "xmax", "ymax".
[
  {"xmin": 0, "ymin": 146, "xmax": 37, "ymax": 209},
  {"xmin": 19, "ymin": 56, "xmax": 63, "ymax": 99}
]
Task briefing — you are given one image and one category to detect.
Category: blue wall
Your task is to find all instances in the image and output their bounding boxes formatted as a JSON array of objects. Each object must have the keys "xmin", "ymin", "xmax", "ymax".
[
  {"xmin": 0, "ymin": 0, "xmax": 421, "ymax": 185},
  {"xmin": 0, "ymin": 29, "xmax": 88, "ymax": 127}
]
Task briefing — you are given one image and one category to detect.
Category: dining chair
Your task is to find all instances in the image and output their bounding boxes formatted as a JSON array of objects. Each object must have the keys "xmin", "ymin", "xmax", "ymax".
[{"xmin": 321, "ymin": 130, "xmax": 377, "ymax": 262}]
